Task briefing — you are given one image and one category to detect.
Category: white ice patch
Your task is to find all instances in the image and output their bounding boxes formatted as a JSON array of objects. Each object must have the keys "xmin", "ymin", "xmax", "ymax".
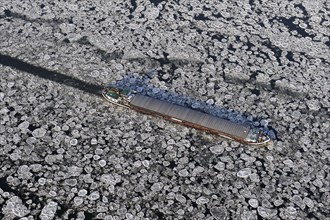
[
  {"xmin": 210, "ymin": 145, "xmax": 225, "ymax": 155},
  {"xmin": 196, "ymin": 196, "xmax": 209, "ymax": 205},
  {"xmin": 2, "ymin": 196, "xmax": 30, "ymax": 218},
  {"xmin": 237, "ymin": 168, "xmax": 252, "ymax": 178},
  {"xmin": 32, "ymin": 128, "xmax": 46, "ymax": 138},
  {"xmin": 40, "ymin": 201, "xmax": 58, "ymax": 220},
  {"xmin": 146, "ymin": 7, "xmax": 160, "ymax": 20}
]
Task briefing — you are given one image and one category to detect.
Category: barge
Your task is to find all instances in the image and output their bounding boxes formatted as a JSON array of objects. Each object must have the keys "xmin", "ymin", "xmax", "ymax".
[{"xmin": 102, "ymin": 86, "xmax": 271, "ymax": 146}]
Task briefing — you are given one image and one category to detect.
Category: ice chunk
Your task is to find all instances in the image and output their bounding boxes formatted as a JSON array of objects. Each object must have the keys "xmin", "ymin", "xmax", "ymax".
[
  {"xmin": 237, "ymin": 168, "xmax": 252, "ymax": 178},
  {"xmin": 286, "ymin": 206, "xmax": 297, "ymax": 215},
  {"xmin": 65, "ymin": 179, "xmax": 77, "ymax": 186},
  {"xmin": 248, "ymin": 198, "xmax": 259, "ymax": 208},
  {"xmin": 249, "ymin": 173, "xmax": 260, "ymax": 183},
  {"xmin": 95, "ymin": 148, "xmax": 104, "ymax": 155},
  {"xmin": 303, "ymin": 197, "xmax": 314, "ymax": 208},
  {"xmin": 18, "ymin": 121, "xmax": 30, "ymax": 130},
  {"xmin": 206, "ymin": 99, "xmax": 214, "ymax": 105},
  {"xmin": 175, "ymin": 194, "xmax": 186, "ymax": 203},
  {"xmin": 306, "ymin": 99, "xmax": 320, "ymax": 111},
  {"xmin": 126, "ymin": 213, "xmax": 134, "ymax": 219},
  {"xmin": 292, "ymin": 195, "xmax": 304, "ymax": 208},
  {"xmin": 146, "ymin": 7, "xmax": 160, "ymax": 20},
  {"xmin": 214, "ymin": 162, "xmax": 225, "ymax": 171},
  {"xmin": 151, "ymin": 182, "xmax": 163, "ymax": 191},
  {"xmin": 68, "ymin": 166, "xmax": 83, "ymax": 177},
  {"xmin": 100, "ymin": 174, "xmax": 117, "ymax": 185},
  {"xmin": 283, "ymin": 159, "xmax": 294, "ymax": 167},
  {"xmin": 89, "ymin": 191, "xmax": 100, "ymax": 201},
  {"xmin": 70, "ymin": 139, "xmax": 78, "ymax": 146},
  {"xmin": 142, "ymin": 160, "xmax": 150, "ymax": 168},
  {"xmin": 193, "ymin": 166, "xmax": 204, "ymax": 174},
  {"xmin": 241, "ymin": 210, "xmax": 257, "ymax": 220},
  {"xmin": 32, "ymin": 128, "xmax": 46, "ymax": 138},
  {"xmin": 40, "ymin": 201, "xmax": 58, "ymax": 220},
  {"xmin": 18, "ymin": 165, "xmax": 32, "ymax": 179},
  {"xmin": 91, "ymin": 70, "xmax": 100, "ymax": 78},
  {"xmin": 257, "ymin": 207, "xmax": 277, "ymax": 218},
  {"xmin": 210, "ymin": 145, "xmax": 225, "ymax": 155},
  {"xmin": 152, "ymin": 88, "xmax": 160, "ymax": 94},
  {"xmin": 2, "ymin": 196, "xmax": 30, "ymax": 218},
  {"xmin": 99, "ymin": 160, "xmax": 107, "ymax": 167},
  {"xmin": 178, "ymin": 169, "xmax": 189, "ymax": 177},
  {"xmin": 73, "ymin": 197, "xmax": 84, "ymax": 206},
  {"xmin": 38, "ymin": 177, "xmax": 46, "ymax": 185},
  {"xmin": 78, "ymin": 189, "xmax": 88, "ymax": 197},
  {"xmin": 210, "ymin": 206, "xmax": 227, "ymax": 220},
  {"xmin": 260, "ymin": 119, "xmax": 268, "ymax": 127},
  {"xmin": 291, "ymin": 110, "xmax": 301, "ymax": 119},
  {"xmin": 196, "ymin": 196, "xmax": 209, "ymax": 205},
  {"xmin": 91, "ymin": 138, "xmax": 98, "ymax": 145}
]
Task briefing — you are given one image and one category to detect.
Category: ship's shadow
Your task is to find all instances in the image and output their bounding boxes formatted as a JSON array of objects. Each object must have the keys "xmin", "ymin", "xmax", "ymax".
[{"xmin": 109, "ymin": 72, "xmax": 278, "ymax": 140}]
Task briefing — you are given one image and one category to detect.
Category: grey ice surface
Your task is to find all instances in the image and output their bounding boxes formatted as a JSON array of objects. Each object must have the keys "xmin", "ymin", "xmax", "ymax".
[{"xmin": 0, "ymin": 0, "xmax": 329, "ymax": 219}]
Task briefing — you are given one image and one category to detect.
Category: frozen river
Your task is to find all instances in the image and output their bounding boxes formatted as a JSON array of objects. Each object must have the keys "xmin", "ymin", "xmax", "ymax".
[{"xmin": 0, "ymin": 0, "xmax": 329, "ymax": 219}]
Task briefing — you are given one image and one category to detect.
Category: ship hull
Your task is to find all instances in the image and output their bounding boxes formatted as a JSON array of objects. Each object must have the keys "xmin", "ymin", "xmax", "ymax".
[
  {"xmin": 102, "ymin": 88, "xmax": 271, "ymax": 146},
  {"xmin": 131, "ymin": 104, "xmax": 269, "ymax": 146}
]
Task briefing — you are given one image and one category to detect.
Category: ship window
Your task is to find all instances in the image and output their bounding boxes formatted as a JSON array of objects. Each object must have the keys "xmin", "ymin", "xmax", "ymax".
[
  {"xmin": 245, "ymin": 128, "xmax": 259, "ymax": 142},
  {"xmin": 107, "ymin": 91, "xmax": 119, "ymax": 99}
]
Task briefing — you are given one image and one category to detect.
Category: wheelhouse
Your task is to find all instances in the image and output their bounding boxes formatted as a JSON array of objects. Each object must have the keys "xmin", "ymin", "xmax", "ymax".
[
  {"xmin": 244, "ymin": 128, "xmax": 271, "ymax": 145},
  {"xmin": 102, "ymin": 87, "xmax": 134, "ymax": 108}
]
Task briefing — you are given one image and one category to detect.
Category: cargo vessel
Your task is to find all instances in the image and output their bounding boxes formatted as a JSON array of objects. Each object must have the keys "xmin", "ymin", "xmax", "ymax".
[{"xmin": 102, "ymin": 86, "xmax": 271, "ymax": 146}]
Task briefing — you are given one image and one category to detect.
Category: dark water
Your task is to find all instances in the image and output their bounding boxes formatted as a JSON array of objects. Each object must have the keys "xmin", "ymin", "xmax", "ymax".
[{"xmin": 0, "ymin": 54, "xmax": 103, "ymax": 97}]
